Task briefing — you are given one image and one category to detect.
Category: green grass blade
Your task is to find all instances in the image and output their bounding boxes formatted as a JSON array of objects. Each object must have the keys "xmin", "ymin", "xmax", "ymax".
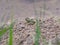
[
  {"xmin": 8, "ymin": 28, "xmax": 13, "ymax": 45},
  {"xmin": 0, "ymin": 22, "xmax": 14, "ymax": 37},
  {"xmin": 8, "ymin": 22, "xmax": 14, "ymax": 45},
  {"xmin": 0, "ymin": 27, "xmax": 9, "ymax": 37},
  {"xmin": 34, "ymin": 19, "xmax": 41, "ymax": 45},
  {"xmin": 0, "ymin": 22, "xmax": 14, "ymax": 45}
]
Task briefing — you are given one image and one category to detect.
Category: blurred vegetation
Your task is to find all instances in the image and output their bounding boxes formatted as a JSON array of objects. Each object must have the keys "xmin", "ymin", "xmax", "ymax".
[{"xmin": 34, "ymin": 19, "xmax": 41, "ymax": 45}]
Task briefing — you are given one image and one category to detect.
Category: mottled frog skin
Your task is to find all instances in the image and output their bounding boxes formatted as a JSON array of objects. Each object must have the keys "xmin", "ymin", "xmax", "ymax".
[{"xmin": 25, "ymin": 17, "xmax": 35, "ymax": 25}]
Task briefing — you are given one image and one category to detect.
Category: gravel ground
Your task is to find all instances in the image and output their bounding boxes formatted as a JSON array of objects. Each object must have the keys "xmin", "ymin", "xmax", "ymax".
[{"xmin": 0, "ymin": 16, "xmax": 60, "ymax": 45}]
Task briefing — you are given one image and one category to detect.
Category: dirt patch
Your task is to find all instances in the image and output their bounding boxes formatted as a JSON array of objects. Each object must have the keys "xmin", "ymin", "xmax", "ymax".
[{"xmin": 0, "ymin": 17, "xmax": 60, "ymax": 45}]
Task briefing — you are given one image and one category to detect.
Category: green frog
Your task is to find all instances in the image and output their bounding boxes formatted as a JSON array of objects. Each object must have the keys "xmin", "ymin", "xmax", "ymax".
[{"xmin": 25, "ymin": 17, "xmax": 35, "ymax": 25}]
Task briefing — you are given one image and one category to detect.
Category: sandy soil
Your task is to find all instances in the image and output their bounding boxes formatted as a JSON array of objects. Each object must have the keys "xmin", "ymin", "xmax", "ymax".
[{"xmin": 0, "ymin": 16, "xmax": 60, "ymax": 45}]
